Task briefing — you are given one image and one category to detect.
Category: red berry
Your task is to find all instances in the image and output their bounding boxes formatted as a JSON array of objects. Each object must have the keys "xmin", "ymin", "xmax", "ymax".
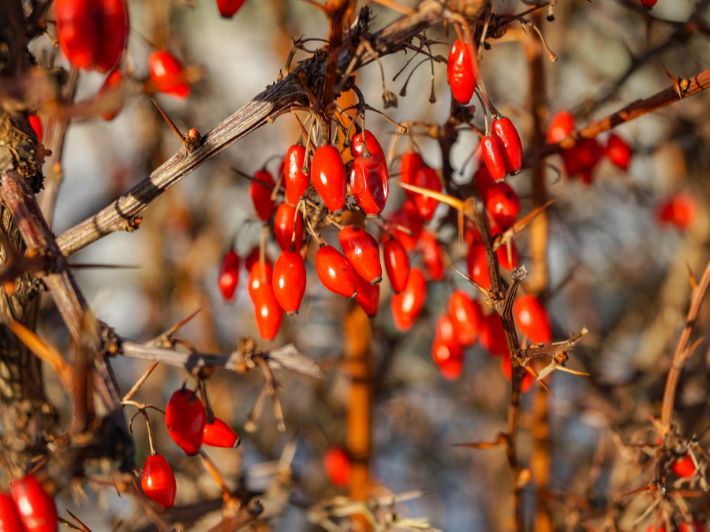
[
  {"xmin": 323, "ymin": 447, "xmax": 350, "ymax": 487},
  {"xmin": 99, "ymin": 69, "xmax": 124, "ymax": 121},
  {"xmin": 484, "ymin": 182, "xmax": 520, "ymax": 230},
  {"xmin": 640, "ymin": 0, "xmax": 657, "ymax": 8},
  {"xmin": 55, "ymin": 0, "xmax": 129, "ymax": 72},
  {"xmin": 513, "ymin": 295, "xmax": 552, "ymax": 344},
  {"xmin": 203, "ymin": 417, "xmax": 240, "ymax": 448},
  {"xmin": 350, "ymin": 155, "xmax": 389, "ymax": 215},
  {"xmin": 388, "ymin": 201, "xmax": 423, "ymax": 251},
  {"xmin": 273, "ymin": 202, "xmax": 304, "ymax": 251},
  {"xmin": 28, "ymin": 114, "xmax": 43, "ymax": 142},
  {"xmin": 141, "ymin": 454, "xmax": 177, "ymax": 508},
  {"xmin": 382, "ymin": 236, "xmax": 410, "ymax": 294},
  {"xmin": 448, "ymin": 290, "xmax": 483, "ymax": 346},
  {"xmin": 273, "ymin": 250, "xmax": 307, "ymax": 314},
  {"xmin": 501, "ymin": 355, "xmax": 534, "ymax": 393},
  {"xmin": 432, "ymin": 313, "xmax": 464, "ymax": 380},
  {"xmin": 10, "ymin": 475, "xmax": 58, "ymax": 532},
  {"xmin": 217, "ymin": 0, "xmax": 246, "ymax": 18},
  {"xmin": 467, "ymin": 243, "xmax": 490, "ymax": 291},
  {"xmin": 399, "ymin": 151, "xmax": 424, "ymax": 194},
  {"xmin": 480, "ymin": 313, "xmax": 510, "ymax": 358},
  {"xmin": 315, "ymin": 245, "xmax": 358, "ymax": 299},
  {"xmin": 250, "ymin": 170, "xmax": 276, "ymax": 221},
  {"xmin": 671, "ymin": 454, "xmax": 696, "ymax": 478},
  {"xmin": 165, "ymin": 388, "xmax": 206, "ymax": 455},
  {"xmin": 248, "ymin": 259, "xmax": 272, "ymax": 300},
  {"xmin": 0, "ymin": 492, "xmax": 24, "ymax": 531},
  {"xmin": 546, "ymin": 110, "xmax": 575, "ymax": 144},
  {"xmin": 350, "ymin": 130, "xmax": 385, "ymax": 161},
  {"xmin": 605, "ymin": 133, "xmax": 632, "ymax": 171},
  {"xmin": 148, "ymin": 50, "xmax": 190, "ymax": 99},
  {"xmin": 412, "ymin": 166, "xmax": 442, "ymax": 221},
  {"xmin": 492, "ymin": 117, "xmax": 523, "ymax": 174},
  {"xmin": 480, "ymin": 135, "xmax": 507, "ymax": 182},
  {"xmin": 252, "ymin": 286, "xmax": 284, "ymax": 340},
  {"xmin": 497, "ymin": 242, "xmax": 519, "ymax": 271},
  {"xmin": 474, "ymin": 164, "xmax": 496, "ymax": 198},
  {"xmin": 338, "ymin": 226, "xmax": 382, "ymax": 285},
  {"xmin": 657, "ymin": 192, "xmax": 696, "ymax": 230},
  {"xmin": 447, "ymin": 39, "xmax": 478, "ymax": 105},
  {"xmin": 354, "ymin": 272, "xmax": 380, "ymax": 318},
  {"xmin": 312, "ymin": 145, "xmax": 347, "ymax": 212},
  {"xmin": 391, "ymin": 268, "xmax": 426, "ymax": 331},
  {"xmin": 218, "ymin": 250, "xmax": 240, "ymax": 301},
  {"xmin": 283, "ymin": 144, "xmax": 310, "ymax": 206},
  {"xmin": 419, "ymin": 230, "xmax": 445, "ymax": 281}
]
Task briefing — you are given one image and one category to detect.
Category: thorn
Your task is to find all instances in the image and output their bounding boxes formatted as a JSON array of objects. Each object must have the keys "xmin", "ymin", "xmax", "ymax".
[
  {"xmin": 151, "ymin": 98, "xmax": 202, "ymax": 151},
  {"xmin": 399, "ymin": 181, "xmax": 465, "ymax": 211}
]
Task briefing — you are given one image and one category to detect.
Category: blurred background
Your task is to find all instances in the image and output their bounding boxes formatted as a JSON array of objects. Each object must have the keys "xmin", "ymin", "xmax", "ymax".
[{"xmin": 24, "ymin": 0, "xmax": 710, "ymax": 529}]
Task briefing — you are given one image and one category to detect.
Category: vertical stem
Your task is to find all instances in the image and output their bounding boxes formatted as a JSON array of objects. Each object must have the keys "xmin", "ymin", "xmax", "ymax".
[
  {"xmin": 525, "ymin": 12, "xmax": 553, "ymax": 532},
  {"xmin": 345, "ymin": 304, "xmax": 372, "ymax": 530}
]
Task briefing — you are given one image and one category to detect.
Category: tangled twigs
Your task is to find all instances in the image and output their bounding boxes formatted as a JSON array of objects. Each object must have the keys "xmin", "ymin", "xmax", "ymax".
[{"xmin": 660, "ymin": 261, "xmax": 710, "ymax": 431}]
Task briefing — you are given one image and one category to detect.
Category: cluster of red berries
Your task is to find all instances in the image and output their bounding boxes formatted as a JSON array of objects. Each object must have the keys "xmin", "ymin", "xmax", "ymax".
[
  {"xmin": 547, "ymin": 111, "xmax": 633, "ymax": 184},
  {"xmin": 0, "ymin": 475, "xmax": 57, "ymax": 531},
  {"xmin": 139, "ymin": 387, "xmax": 239, "ymax": 509}
]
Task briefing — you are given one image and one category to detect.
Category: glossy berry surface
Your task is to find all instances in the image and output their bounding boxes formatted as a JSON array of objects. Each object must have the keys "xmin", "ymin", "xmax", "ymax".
[
  {"xmin": 399, "ymin": 151, "xmax": 423, "ymax": 193},
  {"xmin": 165, "ymin": 388, "xmax": 206, "ymax": 455},
  {"xmin": 148, "ymin": 50, "xmax": 190, "ymax": 99},
  {"xmin": 338, "ymin": 226, "xmax": 382, "ymax": 285},
  {"xmin": 350, "ymin": 155, "xmax": 389, "ymax": 215},
  {"xmin": 671, "ymin": 454, "xmax": 696, "ymax": 478},
  {"xmin": 323, "ymin": 447, "xmax": 350, "ymax": 487},
  {"xmin": 447, "ymin": 39, "xmax": 477, "ymax": 104},
  {"xmin": 203, "ymin": 417, "xmax": 240, "ymax": 448},
  {"xmin": 513, "ymin": 295, "xmax": 552, "ymax": 344},
  {"xmin": 432, "ymin": 313, "xmax": 464, "ymax": 380},
  {"xmin": 419, "ymin": 230, "xmax": 445, "ymax": 281},
  {"xmin": 312, "ymin": 145, "xmax": 347, "ymax": 212},
  {"xmin": 388, "ymin": 201, "xmax": 423, "ymax": 251},
  {"xmin": 383, "ymin": 236, "xmax": 410, "ymax": 293},
  {"xmin": 466, "ymin": 244, "xmax": 490, "ymax": 291},
  {"xmin": 391, "ymin": 268, "xmax": 426, "ymax": 331},
  {"xmin": 412, "ymin": 166, "xmax": 442, "ymax": 221},
  {"xmin": 141, "ymin": 454, "xmax": 177, "ymax": 508},
  {"xmin": 605, "ymin": 133, "xmax": 632, "ymax": 171},
  {"xmin": 480, "ymin": 313, "xmax": 510, "ymax": 358},
  {"xmin": 492, "ymin": 117, "xmax": 523, "ymax": 174},
  {"xmin": 273, "ymin": 202, "xmax": 304, "ymax": 251},
  {"xmin": 252, "ymin": 285, "xmax": 284, "ymax": 340},
  {"xmin": 354, "ymin": 272, "xmax": 380, "ymax": 318},
  {"xmin": 218, "ymin": 250, "xmax": 240, "ymax": 301},
  {"xmin": 350, "ymin": 130, "xmax": 385, "ymax": 161},
  {"xmin": 484, "ymin": 182, "xmax": 520, "ymax": 230},
  {"xmin": 546, "ymin": 110, "xmax": 575, "ymax": 144},
  {"xmin": 283, "ymin": 144, "xmax": 309, "ymax": 206},
  {"xmin": 10, "ymin": 475, "xmax": 58, "ymax": 532},
  {"xmin": 448, "ymin": 290, "xmax": 483, "ymax": 346},
  {"xmin": 0, "ymin": 492, "xmax": 24, "ymax": 532},
  {"xmin": 250, "ymin": 170, "xmax": 276, "ymax": 221},
  {"xmin": 656, "ymin": 193, "xmax": 696, "ymax": 230},
  {"xmin": 273, "ymin": 250, "xmax": 307, "ymax": 314},
  {"xmin": 217, "ymin": 0, "xmax": 246, "ymax": 18},
  {"xmin": 480, "ymin": 135, "xmax": 507, "ymax": 182},
  {"xmin": 315, "ymin": 245, "xmax": 358, "ymax": 299}
]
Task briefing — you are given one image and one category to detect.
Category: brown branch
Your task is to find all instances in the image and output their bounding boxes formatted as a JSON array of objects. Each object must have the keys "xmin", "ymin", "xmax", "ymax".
[{"xmin": 659, "ymin": 260, "xmax": 710, "ymax": 430}]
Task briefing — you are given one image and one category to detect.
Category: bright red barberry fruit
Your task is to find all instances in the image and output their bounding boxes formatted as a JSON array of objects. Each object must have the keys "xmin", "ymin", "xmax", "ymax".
[
  {"xmin": 323, "ymin": 447, "xmax": 350, "ymax": 487},
  {"xmin": 388, "ymin": 201, "xmax": 423, "ymax": 251},
  {"xmin": 466, "ymin": 243, "xmax": 490, "ymax": 290},
  {"xmin": 350, "ymin": 130, "xmax": 385, "ymax": 161},
  {"xmin": 382, "ymin": 236, "xmax": 410, "ymax": 294},
  {"xmin": 546, "ymin": 110, "xmax": 575, "ymax": 144},
  {"xmin": 273, "ymin": 203, "xmax": 304, "ymax": 251},
  {"xmin": 283, "ymin": 144, "xmax": 309, "ymax": 206},
  {"xmin": 272, "ymin": 250, "xmax": 307, "ymax": 314},
  {"xmin": 501, "ymin": 356, "xmax": 534, "ymax": 393},
  {"xmin": 217, "ymin": 0, "xmax": 246, "ymax": 18},
  {"xmin": 218, "ymin": 250, "xmax": 240, "ymax": 301},
  {"xmin": 671, "ymin": 454, "xmax": 696, "ymax": 478},
  {"xmin": 248, "ymin": 259, "xmax": 272, "ymax": 299},
  {"xmin": 312, "ymin": 145, "xmax": 347, "ymax": 212},
  {"xmin": 55, "ymin": 0, "xmax": 129, "ymax": 72},
  {"xmin": 203, "ymin": 417, "xmax": 240, "ymax": 448},
  {"xmin": 350, "ymin": 155, "xmax": 389, "ymax": 215},
  {"xmin": 480, "ymin": 313, "xmax": 510, "ymax": 358},
  {"xmin": 338, "ymin": 226, "xmax": 382, "ymax": 285},
  {"xmin": 99, "ymin": 69, "xmax": 124, "ymax": 120},
  {"xmin": 391, "ymin": 268, "xmax": 426, "ymax": 331},
  {"xmin": 484, "ymin": 182, "xmax": 520, "ymax": 230},
  {"xmin": 432, "ymin": 313, "xmax": 464, "ymax": 380},
  {"xmin": 28, "ymin": 114, "xmax": 43, "ymax": 142},
  {"xmin": 640, "ymin": 0, "xmax": 657, "ymax": 8},
  {"xmin": 480, "ymin": 135, "xmax": 507, "ymax": 182},
  {"xmin": 10, "ymin": 475, "xmax": 58, "ymax": 532},
  {"xmin": 412, "ymin": 166, "xmax": 442, "ymax": 221},
  {"xmin": 399, "ymin": 151, "xmax": 423, "ymax": 192},
  {"xmin": 605, "ymin": 133, "xmax": 632, "ymax": 171},
  {"xmin": 0, "ymin": 492, "xmax": 24, "ymax": 531},
  {"xmin": 249, "ymin": 260, "xmax": 283, "ymax": 339},
  {"xmin": 492, "ymin": 117, "xmax": 523, "ymax": 174},
  {"xmin": 513, "ymin": 295, "xmax": 552, "ymax": 344},
  {"xmin": 165, "ymin": 388, "xmax": 206, "ymax": 455},
  {"xmin": 497, "ymin": 241, "xmax": 519, "ymax": 271},
  {"xmin": 474, "ymin": 164, "xmax": 496, "ymax": 198},
  {"xmin": 354, "ymin": 272, "xmax": 380, "ymax": 318},
  {"xmin": 141, "ymin": 454, "xmax": 177, "ymax": 508},
  {"xmin": 148, "ymin": 50, "xmax": 190, "ymax": 99},
  {"xmin": 419, "ymin": 230, "xmax": 445, "ymax": 281},
  {"xmin": 656, "ymin": 193, "xmax": 696, "ymax": 230},
  {"xmin": 448, "ymin": 290, "xmax": 483, "ymax": 346},
  {"xmin": 315, "ymin": 245, "xmax": 358, "ymax": 299},
  {"xmin": 250, "ymin": 170, "xmax": 276, "ymax": 221},
  {"xmin": 447, "ymin": 39, "xmax": 478, "ymax": 104}
]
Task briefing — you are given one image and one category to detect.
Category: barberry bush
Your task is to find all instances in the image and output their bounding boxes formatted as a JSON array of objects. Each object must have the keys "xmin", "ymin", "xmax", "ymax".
[{"xmin": 0, "ymin": 0, "xmax": 707, "ymax": 530}]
